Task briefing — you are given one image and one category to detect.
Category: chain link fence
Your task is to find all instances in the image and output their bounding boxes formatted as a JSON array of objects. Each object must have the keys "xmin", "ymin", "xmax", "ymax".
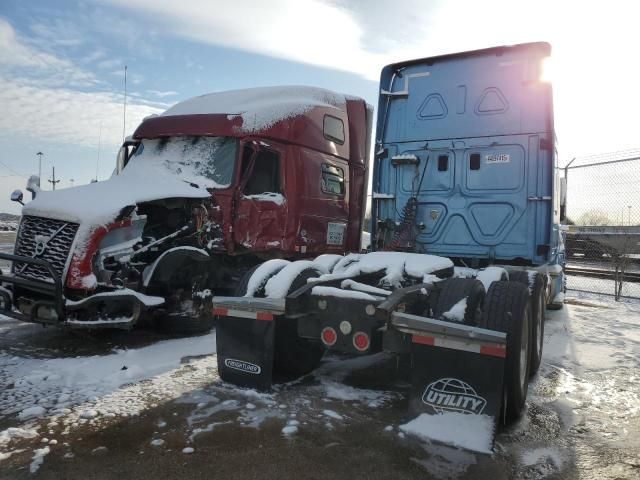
[{"xmin": 563, "ymin": 149, "xmax": 640, "ymax": 300}]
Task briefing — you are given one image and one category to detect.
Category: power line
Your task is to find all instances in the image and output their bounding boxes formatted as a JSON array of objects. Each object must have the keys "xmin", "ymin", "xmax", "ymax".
[{"xmin": 0, "ymin": 160, "xmax": 29, "ymax": 178}]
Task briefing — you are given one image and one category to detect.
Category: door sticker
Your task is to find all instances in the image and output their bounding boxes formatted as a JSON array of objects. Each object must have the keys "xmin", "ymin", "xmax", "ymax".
[
  {"xmin": 327, "ymin": 222, "xmax": 347, "ymax": 245},
  {"xmin": 486, "ymin": 154, "xmax": 510, "ymax": 164}
]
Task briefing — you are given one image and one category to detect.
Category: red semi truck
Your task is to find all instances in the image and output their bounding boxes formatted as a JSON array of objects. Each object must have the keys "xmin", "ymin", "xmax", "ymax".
[{"xmin": 0, "ymin": 86, "xmax": 372, "ymax": 334}]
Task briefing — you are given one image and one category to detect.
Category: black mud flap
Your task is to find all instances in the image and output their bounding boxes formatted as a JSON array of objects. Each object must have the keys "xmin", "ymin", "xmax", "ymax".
[
  {"xmin": 391, "ymin": 312, "xmax": 506, "ymax": 449},
  {"xmin": 213, "ymin": 297, "xmax": 285, "ymax": 391}
]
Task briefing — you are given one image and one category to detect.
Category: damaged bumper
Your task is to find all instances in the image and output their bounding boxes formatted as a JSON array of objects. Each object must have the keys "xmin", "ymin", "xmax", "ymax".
[{"xmin": 0, "ymin": 252, "xmax": 161, "ymax": 329}]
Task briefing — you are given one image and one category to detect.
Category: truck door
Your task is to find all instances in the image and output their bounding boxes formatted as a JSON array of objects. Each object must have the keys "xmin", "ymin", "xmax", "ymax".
[{"xmin": 233, "ymin": 141, "xmax": 288, "ymax": 251}]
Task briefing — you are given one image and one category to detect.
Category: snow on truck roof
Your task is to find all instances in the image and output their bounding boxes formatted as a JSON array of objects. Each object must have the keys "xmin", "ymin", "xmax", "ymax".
[
  {"xmin": 161, "ymin": 86, "xmax": 348, "ymax": 133},
  {"xmin": 133, "ymin": 85, "xmax": 368, "ymax": 163}
]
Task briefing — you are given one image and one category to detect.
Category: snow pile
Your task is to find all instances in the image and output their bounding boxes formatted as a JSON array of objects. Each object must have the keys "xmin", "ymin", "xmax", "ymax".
[
  {"xmin": 65, "ymin": 288, "xmax": 164, "ymax": 307},
  {"xmin": 244, "ymin": 259, "xmax": 290, "ymax": 297},
  {"xmin": 161, "ymin": 86, "xmax": 347, "ymax": 133},
  {"xmin": 399, "ymin": 412, "xmax": 494, "ymax": 454},
  {"xmin": 442, "ymin": 297, "xmax": 468, "ymax": 322},
  {"xmin": 340, "ymin": 279, "xmax": 391, "ymax": 296},
  {"xmin": 312, "ymin": 254, "xmax": 342, "ymax": 273},
  {"xmin": 29, "ymin": 446, "xmax": 50, "ymax": 473},
  {"xmin": 23, "ymin": 159, "xmax": 210, "ymax": 226},
  {"xmin": 311, "ymin": 286, "xmax": 383, "ymax": 301},
  {"xmin": 521, "ymin": 447, "xmax": 564, "ymax": 469},
  {"xmin": 265, "ymin": 260, "xmax": 327, "ymax": 298},
  {"xmin": 312, "ymin": 252, "xmax": 452, "ymax": 288},
  {"xmin": 0, "ymin": 427, "xmax": 38, "ymax": 448},
  {"xmin": 475, "ymin": 267, "xmax": 507, "ymax": 290}
]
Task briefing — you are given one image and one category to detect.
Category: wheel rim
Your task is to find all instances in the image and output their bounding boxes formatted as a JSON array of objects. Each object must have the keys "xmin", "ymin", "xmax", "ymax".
[{"xmin": 519, "ymin": 310, "xmax": 530, "ymax": 389}]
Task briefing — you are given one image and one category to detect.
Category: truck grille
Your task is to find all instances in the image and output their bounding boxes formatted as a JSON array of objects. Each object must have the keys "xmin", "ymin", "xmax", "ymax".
[{"xmin": 12, "ymin": 216, "xmax": 79, "ymax": 282}]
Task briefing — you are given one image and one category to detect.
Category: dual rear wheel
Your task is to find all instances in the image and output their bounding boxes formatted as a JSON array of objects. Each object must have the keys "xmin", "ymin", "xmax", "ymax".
[
  {"xmin": 435, "ymin": 272, "xmax": 545, "ymax": 423},
  {"xmin": 234, "ymin": 264, "xmax": 325, "ymax": 376}
]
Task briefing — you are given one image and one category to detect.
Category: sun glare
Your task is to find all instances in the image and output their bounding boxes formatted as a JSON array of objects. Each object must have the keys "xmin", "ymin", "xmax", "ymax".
[{"xmin": 540, "ymin": 56, "xmax": 554, "ymax": 83}]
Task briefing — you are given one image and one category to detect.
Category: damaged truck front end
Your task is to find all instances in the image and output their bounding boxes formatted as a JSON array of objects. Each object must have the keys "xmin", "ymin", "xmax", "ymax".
[{"xmin": 0, "ymin": 195, "xmax": 219, "ymax": 329}]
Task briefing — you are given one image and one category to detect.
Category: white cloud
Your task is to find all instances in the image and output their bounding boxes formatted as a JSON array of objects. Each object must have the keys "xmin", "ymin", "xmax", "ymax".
[
  {"xmin": 0, "ymin": 18, "xmax": 72, "ymax": 70},
  {"xmin": 102, "ymin": 0, "xmax": 384, "ymax": 78},
  {"xmin": 0, "ymin": 76, "xmax": 161, "ymax": 149},
  {"xmin": 147, "ymin": 90, "xmax": 179, "ymax": 98},
  {"xmin": 0, "ymin": 18, "xmax": 101, "ymax": 88},
  {"xmin": 97, "ymin": 58, "xmax": 124, "ymax": 70}
]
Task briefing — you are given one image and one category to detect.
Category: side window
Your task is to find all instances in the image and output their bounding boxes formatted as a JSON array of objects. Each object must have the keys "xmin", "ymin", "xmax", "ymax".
[
  {"xmin": 321, "ymin": 163, "xmax": 344, "ymax": 195},
  {"xmin": 243, "ymin": 148, "xmax": 280, "ymax": 195},
  {"xmin": 323, "ymin": 115, "xmax": 345, "ymax": 144}
]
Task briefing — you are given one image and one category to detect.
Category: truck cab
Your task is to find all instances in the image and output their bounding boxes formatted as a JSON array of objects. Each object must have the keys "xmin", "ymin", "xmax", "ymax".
[
  {"xmin": 373, "ymin": 43, "xmax": 562, "ymax": 272},
  {"xmin": 0, "ymin": 86, "xmax": 371, "ymax": 331}
]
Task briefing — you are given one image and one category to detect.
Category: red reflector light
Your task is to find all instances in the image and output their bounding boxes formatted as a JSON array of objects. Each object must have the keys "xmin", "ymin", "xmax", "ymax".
[
  {"xmin": 321, "ymin": 327, "xmax": 337, "ymax": 346},
  {"xmin": 352, "ymin": 331, "xmax": 370, "ymax": 352}
]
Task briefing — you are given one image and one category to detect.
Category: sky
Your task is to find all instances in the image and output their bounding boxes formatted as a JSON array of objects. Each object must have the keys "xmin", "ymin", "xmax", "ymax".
[{"xmin": 0, "ymin": 0, "xmax": 639, "ymax": 215}]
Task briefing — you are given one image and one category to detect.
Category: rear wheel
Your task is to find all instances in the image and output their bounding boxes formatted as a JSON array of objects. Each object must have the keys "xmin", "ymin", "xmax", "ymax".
[
  {"xmin": 273, "ymin": 267, "xmax": 325, "ymax": 375},
  {"xmin": 433, "ymin": 278, "xmax": 486, "ymax": 326},
  {"xmin": 480, "ymin": 281, "xmax": 531, "ymax": 423},
  {"xmin": 509, "ymin": 271, "xmax": 545, "ymax": 377}
]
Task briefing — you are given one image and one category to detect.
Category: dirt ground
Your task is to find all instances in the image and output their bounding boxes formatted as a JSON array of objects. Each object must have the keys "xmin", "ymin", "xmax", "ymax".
[{"xmin": 1, "ymin": 294, "xmax": 639, "ymax": 479}]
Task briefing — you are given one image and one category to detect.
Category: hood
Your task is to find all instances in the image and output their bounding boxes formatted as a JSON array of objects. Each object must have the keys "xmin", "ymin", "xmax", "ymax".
[{"xmin": 22, "ymin": 168, "xmax": 210, "ymax": 226}]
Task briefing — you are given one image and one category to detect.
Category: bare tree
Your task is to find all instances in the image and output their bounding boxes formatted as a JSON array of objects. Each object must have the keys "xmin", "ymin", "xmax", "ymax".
[{"xmin": 577, "ymin": 209, "xmax": 614, "ymax": 226}]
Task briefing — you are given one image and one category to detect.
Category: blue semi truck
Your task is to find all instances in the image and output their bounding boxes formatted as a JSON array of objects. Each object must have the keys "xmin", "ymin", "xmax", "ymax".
[{"xmin": 211, "ymin": 42, "xmax": 565, "ymax": 441}]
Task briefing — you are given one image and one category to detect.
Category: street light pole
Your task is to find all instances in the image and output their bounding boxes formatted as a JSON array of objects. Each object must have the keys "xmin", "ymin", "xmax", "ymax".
[
  {"xmin": 36, "ymin": 151, "xmax": 43, "ymax": 187},
  {"xmin": 629, "ymin": 206, "xmax": 632, "ymax": 226}
]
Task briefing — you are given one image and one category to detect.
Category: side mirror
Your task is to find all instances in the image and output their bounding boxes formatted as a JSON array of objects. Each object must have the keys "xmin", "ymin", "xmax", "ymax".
[
  {"xmin": 26, "ymin": 175, "xmax": 41, "ymax": 199},
  {"xmin": 11, "ymin": 189, "xmax": 24, "ymax": 205}
]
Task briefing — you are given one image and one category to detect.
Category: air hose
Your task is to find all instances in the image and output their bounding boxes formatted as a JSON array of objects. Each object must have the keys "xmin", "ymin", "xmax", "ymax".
[{"xmin": 383, "ymin": 155, "xmax": 429, "ymax": 251}]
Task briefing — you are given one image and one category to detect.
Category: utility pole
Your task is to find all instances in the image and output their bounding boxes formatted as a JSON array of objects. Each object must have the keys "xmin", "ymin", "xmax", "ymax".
[
  {"xmin": 629, "ymin": 206, "xmax": 633, "ymax": 226},
  {"xmin": 36, "ymin": 152, "xmax": 43, "ymax": 187},
  {"xmin": 48, "ymin": 166, "xmax": 60, "ymax": 191}
]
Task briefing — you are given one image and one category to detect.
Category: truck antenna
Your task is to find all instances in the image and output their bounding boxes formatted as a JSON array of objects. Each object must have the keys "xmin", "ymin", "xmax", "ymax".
[{"xmin": 122, "ymin": 65, "xmax": 127, "ymax": 144}]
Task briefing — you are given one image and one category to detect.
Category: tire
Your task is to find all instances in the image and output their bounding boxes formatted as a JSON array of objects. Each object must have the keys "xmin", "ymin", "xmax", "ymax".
[
  {"xmin": 432, "ymin": 278, "xmax": 486, "ymax": 326},
  {"xmin": 480, "ymin": 281, "xmax": 531, "ymax": 423},
  {"xmin": 508, "ymin": 271, "xmax": 545, "ymax": 377},
  {"xmin": 153, "ymin": 267, "xmax": 215, "ymax": 335},
  {"xmin": 273, "ymin": 267, "xmax": 325, "ymax": 375},
  {"xmin": 155, "ymin": 311, "xmax": 215, "ymax": 335},
  {"xmin": 234, "ymin": 264, "xmax": 263, "ymax": 296}
]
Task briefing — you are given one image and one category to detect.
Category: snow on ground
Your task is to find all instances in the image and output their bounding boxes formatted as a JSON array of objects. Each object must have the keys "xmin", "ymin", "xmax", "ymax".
[
  {"xmin": 0, "ymin": 327, "xmax": 217, "ymax": 464},
  {"xmin": 1, "ymin": 291, "xmax": 639, "ymax": 478},
  {"xmin": 399, "ymin": 412, "xmax": 494, "ymax": 454}
]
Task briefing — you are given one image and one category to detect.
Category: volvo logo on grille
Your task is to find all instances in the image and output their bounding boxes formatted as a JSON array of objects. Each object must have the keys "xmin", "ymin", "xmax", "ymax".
[
  {"xmin": 34, "ymin": 240, "xmax": 47, "ymax": 256},
  {"xmin": 422, "ymin": 378, "xmax": 487, "ymax": 415},
  {"xmin": 224, "ymin": 358, "xmax": 261, "ymax": 375}
]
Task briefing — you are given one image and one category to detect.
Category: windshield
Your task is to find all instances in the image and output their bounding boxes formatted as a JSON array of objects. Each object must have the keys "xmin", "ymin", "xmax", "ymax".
[{"xmin": 126, "ymin": 136, "xmax": 236, "ymax": 188}]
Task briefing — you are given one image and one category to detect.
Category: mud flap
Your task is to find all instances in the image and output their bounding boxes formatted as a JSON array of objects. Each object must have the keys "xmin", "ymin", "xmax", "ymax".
[
  {"xmin": 213, "ymin": 297, "xmax": 285, "ymax": 391},
  {"xmin": 391, "ymin": 312, "xmax": 507, "ymax": 447}
]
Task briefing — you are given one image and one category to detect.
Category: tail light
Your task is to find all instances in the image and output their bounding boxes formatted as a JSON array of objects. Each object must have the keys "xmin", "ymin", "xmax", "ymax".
[
  {"xmin": 321, "ymin": 327, "xmax": 337, "ymax": 346},
  {"xmin": 352, "ymin": 331, "xmax": 370, "ymax": 352}
]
